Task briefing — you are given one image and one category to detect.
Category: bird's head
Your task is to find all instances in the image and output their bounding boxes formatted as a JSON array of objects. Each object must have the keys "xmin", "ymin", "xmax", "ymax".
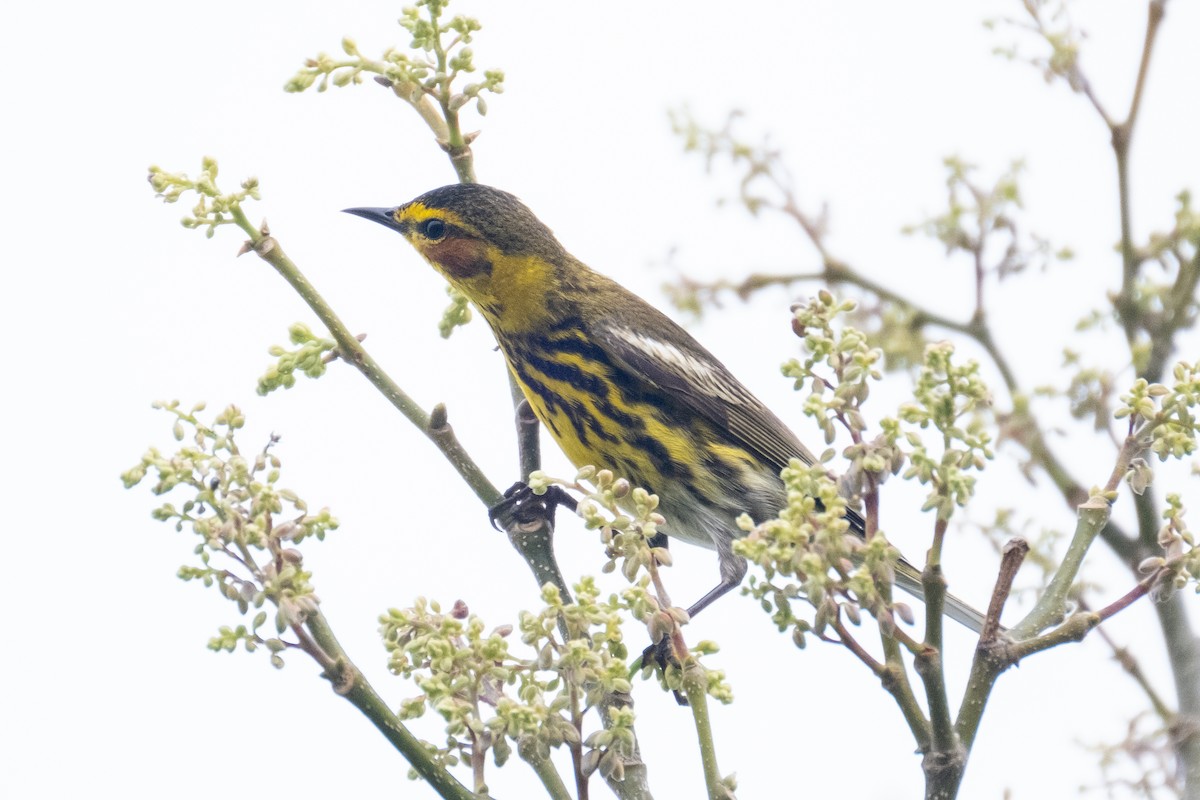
[{"xmin": 345, "ymin": 184, "xmax": 571, "ymax": 331}]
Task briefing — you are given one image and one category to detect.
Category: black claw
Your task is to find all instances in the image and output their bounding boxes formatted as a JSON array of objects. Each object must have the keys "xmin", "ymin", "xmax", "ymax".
[
  {"xmin": 641, "ymin": 636, "xmax": 671, "ymax": 672},
  {"xmin": 487, "ymin": 482, "xmax": 578, "ymax": 532},
  {"xmin": 641, "ymin": 636, "xmax": 689, "ymax": 706},
  {"xmin": 489, "ymin": 482, "xmax": 531, "ymax": 530}
]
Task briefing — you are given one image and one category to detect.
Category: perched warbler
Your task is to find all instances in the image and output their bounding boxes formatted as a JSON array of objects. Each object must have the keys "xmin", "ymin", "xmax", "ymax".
[{"xmin": 347, "ymin": 184, "xmax": 986, "ymax": 633}]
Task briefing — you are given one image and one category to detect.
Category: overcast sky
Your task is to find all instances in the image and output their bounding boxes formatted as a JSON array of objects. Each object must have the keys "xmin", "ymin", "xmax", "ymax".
[{"xmin": 4, "ymin": 1, "xmax": 1199, "ymax": 798}]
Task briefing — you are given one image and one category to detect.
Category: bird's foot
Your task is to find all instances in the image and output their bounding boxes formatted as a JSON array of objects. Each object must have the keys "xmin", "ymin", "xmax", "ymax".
[
  {"xmin": 488, "ymin": 482, "xmax": 578, "ymax": 532},
  {"xmin": 641, "ymin": 635, "xmax": 689, "ymax": 706}
]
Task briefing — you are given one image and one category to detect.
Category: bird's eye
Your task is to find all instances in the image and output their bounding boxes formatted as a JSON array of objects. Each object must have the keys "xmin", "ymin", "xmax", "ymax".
[{"xmin": 420, "ymin": 219, "xmax": 447, "ymax": 240}]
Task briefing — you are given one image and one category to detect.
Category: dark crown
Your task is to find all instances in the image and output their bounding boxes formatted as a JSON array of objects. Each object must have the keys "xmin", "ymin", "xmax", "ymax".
[{"xmin": 410, "ymin": 184, "xmax": 566, "ymax": 259}]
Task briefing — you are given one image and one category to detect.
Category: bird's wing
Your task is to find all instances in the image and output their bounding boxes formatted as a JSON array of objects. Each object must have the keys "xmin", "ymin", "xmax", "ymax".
[
  {"xmin": 592, "ymin": 320, "xmax": 821, "ymax": 474},
  {"xmin": 592, "ymin": 310, "xmax": 992, "ymax": 632}
]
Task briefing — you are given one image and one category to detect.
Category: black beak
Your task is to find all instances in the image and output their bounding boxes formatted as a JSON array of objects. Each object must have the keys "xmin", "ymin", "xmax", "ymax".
[{"xmin": 343, "ymin": 206, "xmax": 404, "ymax": 233}]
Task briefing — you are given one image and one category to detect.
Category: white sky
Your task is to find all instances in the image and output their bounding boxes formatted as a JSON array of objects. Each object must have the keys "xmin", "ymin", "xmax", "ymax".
[{"xmin": 3, "ymin": 1, "xmax": 1199, "ymax": 798}]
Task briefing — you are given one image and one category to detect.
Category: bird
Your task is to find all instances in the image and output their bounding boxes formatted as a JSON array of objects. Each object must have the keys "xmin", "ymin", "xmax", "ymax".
[{"xmin": 346, "ymin": 183, "xmax": 987, "ymax": 633}]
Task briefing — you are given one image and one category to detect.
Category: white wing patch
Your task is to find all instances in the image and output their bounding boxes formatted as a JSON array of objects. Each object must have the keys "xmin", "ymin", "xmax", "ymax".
[{"xmin": 607, "ymin": 328, "xmax": 748, "ymax": 405}]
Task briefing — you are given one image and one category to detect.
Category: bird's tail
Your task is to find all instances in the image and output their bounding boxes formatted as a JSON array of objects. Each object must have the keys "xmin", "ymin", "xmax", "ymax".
[{"xmin": 893, "ymin": 560, "xmax": 991, "ymax": 635}]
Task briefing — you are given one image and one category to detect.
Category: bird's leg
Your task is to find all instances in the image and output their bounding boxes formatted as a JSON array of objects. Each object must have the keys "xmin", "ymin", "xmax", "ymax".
[
  {"xmin": 636, "ymin": 533, "xmax": 698, "ymax": 705},
  {"xmin": 641, "ymin": 633, "xmax": 690, "ymax": 707},
  {"xmin": 686, "ymin": 540, "xmax": 748, "ymax": 619},
  {"xmin": 488, "ymin": 481, "xmax": 578, "ymax": 531},
  {"xmin": 640, "ymin": 573, "xmax": 741, "ymax": 705},
  {"xmin": 684, "ymin": 578, "xmax": 741, "ymax": 619},
  {"xmin": 640, "ymin": 535, "xmax": 752, "ymax": 705}
]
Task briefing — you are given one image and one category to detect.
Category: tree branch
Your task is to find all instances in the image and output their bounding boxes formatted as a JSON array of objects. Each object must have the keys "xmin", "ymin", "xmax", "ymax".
[
  {"xmin": 955, "ymin": 539, "xmax": 1028, "ymax": 750},
  {"xmin": 234, "ymin": 213, "xmax": 504, "ymax": 507},
  {"xmin": 305, "ymin": 610, "xmax": 485, "ymax": 800}
]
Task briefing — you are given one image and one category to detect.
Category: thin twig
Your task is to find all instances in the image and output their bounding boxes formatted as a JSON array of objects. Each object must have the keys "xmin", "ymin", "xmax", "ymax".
[
  {"xmin": 1090, "ymin": 609, "xmax": 1178, "ymax": 724},
  {"xmin": 233, "ymin": 211, "xmax": 504, "ymax": 508},
  {"xmin": 833, "ymin": 617, "xmax": 932, "ymax": 751},
  {"xmin": 956, "ymin": 539, "xmax": 1028, "ymax": 750}
]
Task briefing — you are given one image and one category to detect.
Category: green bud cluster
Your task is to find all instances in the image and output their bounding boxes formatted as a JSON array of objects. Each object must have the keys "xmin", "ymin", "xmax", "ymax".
[
  {"xmin": 148, "ymin": 158, "xmax": 259, "ymax": 239},
  {"xmin": 258, "ymin": 323, "xmax": 337, "ymax": 395},
  {"xmin": 285, "ymin": 0, "xmax": 504, "ymax": 121},
  {"xmin": 1107, "ymin": 362, "xmax": 1200, "ymax": 596},
  {"xmin": 735, "ymin": 457, "xmax": 900, "ymax": 647},
  {"xmin": 122, "ymin": 402, "xmax": 337, "ymax": 668},
  {"xmin": 740, "ymin": 295, "xmax": 997, "ymax": 646},
  {"xmin": 528, "ymin": 468, "xmax": 733, "ymax": 702},
  {"xmin": 533, "ymin": 467, "xmax": 669, "ymax": 587},
  {"xmin": 1117, "ymin": 365, "xmax": 1200, "ymax": 463},
  {"xmin": 438, "ymin": 286, "xmax": 473, "ymax": 339},
  {"xmin": 378, "ymin": 580, "xmax": 641, "ymax": 785},
  {"xmin": 1148, "ymin": 494, "xmax": 1200, "ymax": 596},
  {"xmin": 897, "ymin": 341, "xmax": 994, "ymax": 520},
  {"xmin": 785, "ymin": 291, "xmax": 882, "ymax": 445}
]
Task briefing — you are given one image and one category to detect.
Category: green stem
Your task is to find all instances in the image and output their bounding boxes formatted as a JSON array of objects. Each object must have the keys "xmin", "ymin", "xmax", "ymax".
[
  {"xmin": 955, "ymin": 639, "xmax": 1005, "ymax": 755},
  {"xmin": 520, "ymin": 740, "xmax": 574, "ymax": 800},
  {"xmin": 1010, "ymin": 429, "xmax": 1144, "ymax": 639},
  {"xmin": 914, "ymin": 638, "xmax": 956, "ymax": 754},
  {"xmin": 917, "ymin": 575, "xmax": 955, "ymax": 756},
  {"xmin": 427, "ymin": 5, "xmax": 476, "ymax": 185},
  {"xmin": 959, "ymin": 566, "xmax": 1161, "ymax": 749},
  {"xmin": 908, "ymin": 513, "xmax": 958, "ymax": 775},
  {"xmin": 232, "ymin": 210, "xmax": 503, "ymax": 507},
  {"xmin": 1135, "ymin": 484, "xmax": 1162, "ymax": 548},
  {"xmin": 857, "ymin": 618, "xmax": 931, "ymax": 751},
  {"xmin": 1009, "ymin": 569, "xmax": 1162, "ymax": 664},
  {"xmin": 568, "ymin": 680, "xmax": 588, "ymax": 800},
  {"xmin": 1113, "ymin": 140, "xmax": 1139, "ymax": 347},
  {"xmin": 681, "ymin": 662, "xmax": 725, "ymax": 800},
  {"xmin": 304, "ymin": 610, "xmax": 483, "ymax": 800},
  {"xmin": 862, "ymin": 475, "xmax": 933, "ymax": 750},
  {"xmin": 1009, "ymin": 500, "xmax": 1109, "ymax": 640},
  {"xmin": 241, "ymin": 203, "xmax": 579, "ymax": 659},
  {"xmin": 504, "ymin": 518, "xmax": 571, "ymax": 604},
  {"xmin": 597, "ymin": 693, "xmax": 654, "ymax": 800},
  {"xmin": 383, "ymin": 74, "xmax": 451, "ymax": 141}
]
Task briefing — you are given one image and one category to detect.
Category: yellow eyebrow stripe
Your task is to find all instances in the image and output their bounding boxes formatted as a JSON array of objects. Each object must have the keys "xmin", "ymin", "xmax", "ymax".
[{"xmin": 395, "ymin": 201, "xmax": 478, "ymax": 236}]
